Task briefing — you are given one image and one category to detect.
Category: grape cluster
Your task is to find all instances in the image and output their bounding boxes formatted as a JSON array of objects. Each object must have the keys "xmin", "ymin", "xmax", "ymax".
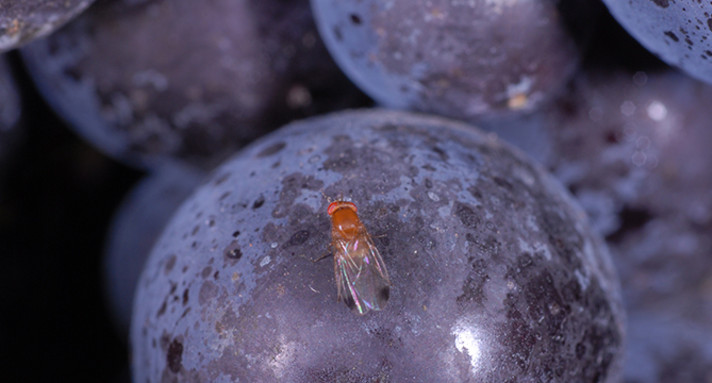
[{"xmin": 1, "ymin": 0, "xmax": 710, "ymax": 382}]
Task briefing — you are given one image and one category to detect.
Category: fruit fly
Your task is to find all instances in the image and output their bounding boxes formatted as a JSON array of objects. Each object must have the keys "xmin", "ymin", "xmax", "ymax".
[{"xmin": 327, "ymin": 200, "xmax": 391, "ymax": 314}]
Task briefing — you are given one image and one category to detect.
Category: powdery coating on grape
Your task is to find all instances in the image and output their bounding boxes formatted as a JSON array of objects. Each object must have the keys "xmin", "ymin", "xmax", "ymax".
[
  {"xmin": 131, "ymin": 109, "xmax": 624, "ymax": 382},
  {"xmin": 311, "ymin": 0, "xmax": 596, "ymax": 120},
  {"xmin": 104, "ymin": 164, "xmax": 204, "ymax": 340},
  {"xmin": 0, "ymin": 0, "xmax": 93, "ymax": 52},
  {"xmin": 20, "ymin": 0, "xmax": 367, "ymax": 170},
  {"xmin": 602, "ymin": 0, "xmax": 712, "ymax": 84},
  {"xmin": 489, "ymin": 70, "xmax": 712, "ymax": 323}
]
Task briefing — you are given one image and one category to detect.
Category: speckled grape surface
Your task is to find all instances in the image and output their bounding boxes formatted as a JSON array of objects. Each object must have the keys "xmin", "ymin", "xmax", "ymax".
[
  {"xmin": 489, "ymin": 70, "xmax": 712, "ymax": 323},
  {"xmin": 602, "ymin": 0, "xmax": 712, "ymax": 84},
  {"xmin": 131, "ymin": 109, "xmax": 624, "ymax": 383},
  {"xmin": 104, "ymin": 164, "xmax": 204, "ymax": 340},
  {"xmin": 310, "ymin": 0, "xmax": 596, "ymax": 120},
  {"xmin": 20, "ymin": 0, "xmax": 367, "ymax": 170},
  {"xmin": 0, "ymin": 0, "xmax": 93, "ymax": 52}
]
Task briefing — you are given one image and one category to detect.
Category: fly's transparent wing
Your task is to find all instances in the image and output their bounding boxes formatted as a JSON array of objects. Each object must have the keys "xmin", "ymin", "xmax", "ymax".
[{"xmin": 334, "ymin": 233, "xmax": 391, "ymax": 314}]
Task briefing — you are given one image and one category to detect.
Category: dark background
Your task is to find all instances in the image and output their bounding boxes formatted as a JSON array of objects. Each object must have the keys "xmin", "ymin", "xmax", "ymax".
[{"xmin": 0, "ymin": 52, "xmax": 138, "ymax": 382}]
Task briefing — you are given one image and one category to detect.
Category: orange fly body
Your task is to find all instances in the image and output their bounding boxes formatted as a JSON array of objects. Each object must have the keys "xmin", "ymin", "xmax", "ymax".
[{"xmin": 327, "ymin": 200, "xmax": 391, "ymax": 314}]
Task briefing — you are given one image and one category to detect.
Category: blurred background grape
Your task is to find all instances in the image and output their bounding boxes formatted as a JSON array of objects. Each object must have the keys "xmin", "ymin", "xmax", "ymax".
[
  {"xmin": 601, "ymin": 0, "xmax": 712, "ymax": 84},
  {"xmin": 311, "ymin": 0, "xmax": 599, "ymax": 121},
  {"xmin": 103, "ymin": 163, "xmax": 204, "ymax": 341},
  {"xmin": 0, "ymin": 0, "xmax": 94, "ymax": 52},
  {"xmin": 0, "ymin": 55, "xmax": 21, "ymax": 172},
  {"xmin": 20, "ymin": 0, "xmax": 370, "ymax": 170}
]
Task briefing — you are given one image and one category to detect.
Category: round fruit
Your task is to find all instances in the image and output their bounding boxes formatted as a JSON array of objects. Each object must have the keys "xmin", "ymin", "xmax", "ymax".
[
  {"xmin": 625, "ymin": 308, "xmax": 712, "ymax": 383},
  {"xmin": 489, "ymin": 70, "xmax": 712, "ymax": 320},
  {"xmin": 104, "ymin": 164, "xmax": 204, "ymax": 339},
  {"xmin": 0, "ymin": 56, "xmax": 22, "ymax": 166},
  {"xmin": 131, "ymin": 109, "xmax": 624, "ymax": 383},
  {"xmin": 602, "ymin": 1, "xmax": 712, "ymax": 84},
  {"xmin": 311, "ymin": 0, "xmax": 597, "ymax": 120},
  {"xmin": 21, "ymin": 0, "xmax": 367, "ymax": 170},
  {"xmin": 0, "ymin": 0, "xmax": 93, "ymax": 52}
]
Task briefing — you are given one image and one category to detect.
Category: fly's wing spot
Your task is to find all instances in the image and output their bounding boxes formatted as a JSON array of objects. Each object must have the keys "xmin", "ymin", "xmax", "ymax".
[
  {"xmin": 379, "ymin": 286, "xmax": 390, "ymax": 302},
  {"xmin": 344, "ymin": 295, "xmax": 356, "ymax": 310}
]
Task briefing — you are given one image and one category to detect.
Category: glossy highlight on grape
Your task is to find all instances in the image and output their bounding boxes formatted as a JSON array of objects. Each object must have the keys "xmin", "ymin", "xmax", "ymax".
[{"xmin": 327, "ymin": 200, "xmax": 391, "ymax": 314}]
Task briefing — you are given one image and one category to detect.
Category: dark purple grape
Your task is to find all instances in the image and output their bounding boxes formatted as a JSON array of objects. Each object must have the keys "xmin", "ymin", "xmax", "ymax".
[
  {"xmin": 0, "ymin": 0, "xmax": 93, "ymax": 52},
  {"xmin": 488, "ymin": 70, "xmax": 712, "ymax": 323},
  {"xmin": 104, "ymin": 164, "xmax": 204, "ymax": 340},
  {"xmin": 625, "ymin": 309, "xmax": 712, "ymax": 383},
  {"xmin": 311, "ymin": 0, "xmax": 598, "ymax": 120},
  {"xmin": 131, "ymin": 109, "xmax": 624, "ymax": 383},
  {"xmin": 20, "ymin": 0, "xmax": 368, "ymax": 170},
  {"xmin": 602, "ymin": 1, "xmax": 712, "ymax": 84},
  {"xmin": 0, "ymin": 56, "xmax": 21, "ymax": 166}
]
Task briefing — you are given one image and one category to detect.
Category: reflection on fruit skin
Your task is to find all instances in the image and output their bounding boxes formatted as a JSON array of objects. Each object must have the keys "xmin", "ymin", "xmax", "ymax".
[{"xmin": 131, "ymin": 109, "xmax": 624, "ymax": 383}]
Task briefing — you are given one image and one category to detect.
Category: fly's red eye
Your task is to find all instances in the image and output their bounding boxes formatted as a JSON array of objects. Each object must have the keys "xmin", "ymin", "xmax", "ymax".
[{"xmin": 328, "ymin": 201, "xmax": 339, "ymax": 215}]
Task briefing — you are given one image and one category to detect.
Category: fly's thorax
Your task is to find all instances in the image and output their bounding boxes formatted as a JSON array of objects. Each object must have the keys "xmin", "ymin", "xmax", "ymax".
[
  {"xmin": 328, "ymin": 201, "xmax": 361, "ymax": 240},
  {"xmin": 330, "ymin": 207, "xmax": 361, "ymax": 240}
]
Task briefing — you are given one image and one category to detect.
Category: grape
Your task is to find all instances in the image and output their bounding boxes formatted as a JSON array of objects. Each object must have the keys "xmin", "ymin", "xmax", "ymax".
[
  {"xmin": 104, "ymin": 164, "xmax": 204, "ymax": 340},
  {"xmin": 488, "ymin": 70, "xmax": 712, "ymax": 323},
  {"xmin": 602, "ymin": 0, "xmax": 712, "ymax": 84},
  {"xmin": 310, "ymin": 0, "xmax": 598, "ymax": 120},
  {"xmin": 0, "ymin": 57, "xmax": 19, "ymax": 127},
  {"xmin": 0, "ymin": 0, "xmax": 93, "ymax": 52},
  {"xmin": 469, "ymin": 63, "xmax": 712, "ymax": 383},
  {"xmin": 0, "ymin": 56, "xmax": 21, "ymax": 167},
  {"xmin": 20, "ymin": 0, "xmax": 368, "ymax": 170},
  {"xmin": 625, "ymin": 309, "xmax": 712, "ymax": 383},
  {"xmin": 131, "ymin": 109, "xmax": 624, "ymax": 383}
]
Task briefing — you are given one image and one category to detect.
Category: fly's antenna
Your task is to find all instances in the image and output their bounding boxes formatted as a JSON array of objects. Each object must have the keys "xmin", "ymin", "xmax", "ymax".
[
  {"xmin": 319, "ymin": 190, "xmax": 333, "ymax": 204},
  {"xmin": 319, "ymin": 190, "xmax": 348, "ymax": 203}
]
